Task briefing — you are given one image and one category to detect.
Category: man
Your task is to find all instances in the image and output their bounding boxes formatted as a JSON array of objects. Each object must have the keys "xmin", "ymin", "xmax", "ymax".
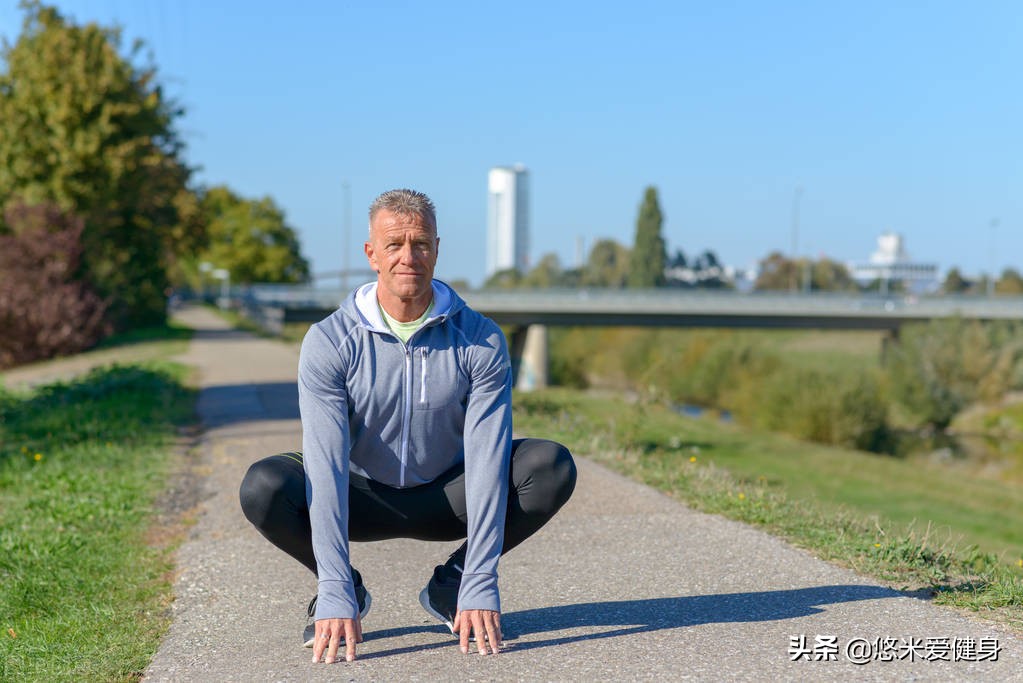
[{"xmin": 239, "ymin": 188, "xmax": 576, "ymax": 663}]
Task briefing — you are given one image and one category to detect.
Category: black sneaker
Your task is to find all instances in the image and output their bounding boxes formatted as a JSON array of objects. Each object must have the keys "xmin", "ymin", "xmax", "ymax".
[
  {"xmin": 302, "ymin": 572, "xmax": 371, "ymax": 647},
  {"xmin": 418, "ymin": 562, "xmax": 461, "ymax": 635}
]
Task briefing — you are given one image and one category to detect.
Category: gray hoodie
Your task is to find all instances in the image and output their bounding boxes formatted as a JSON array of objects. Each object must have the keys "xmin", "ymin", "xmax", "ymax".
[{"xmin": 298, "ymin": 280, "xmax": 513, "ymax": 621}]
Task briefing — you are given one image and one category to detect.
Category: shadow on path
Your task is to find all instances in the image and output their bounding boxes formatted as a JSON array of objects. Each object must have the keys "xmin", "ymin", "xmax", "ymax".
[
  {"xmin": 191, "ymin": 327, "xmax": 263, "ymax": 342},
  {"xmin": 499, "ymin": 585, "xmax": 901, "ymax": 652},
  {"xmin": 353, "ymin": 585, "xmax": 902, "ymax": 658},
  {"xmin": 198, "ymin": 381, "xmax": 299, "ymax": 428},
  {"xmin": 358, "ymin": 625, "xmax": 455, "ymax": 659}
]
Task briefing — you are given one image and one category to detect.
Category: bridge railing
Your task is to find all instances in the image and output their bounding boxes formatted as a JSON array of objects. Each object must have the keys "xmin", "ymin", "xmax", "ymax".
[{"xmin": 231, "ymin": 285, "xmax": 1023, "ymax": 332}]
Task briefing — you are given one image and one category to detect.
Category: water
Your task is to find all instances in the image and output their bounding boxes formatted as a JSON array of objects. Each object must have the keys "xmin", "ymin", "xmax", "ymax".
[{"xmin": 674, "ymin": 404, "xmax": 732, "ymax": 423}]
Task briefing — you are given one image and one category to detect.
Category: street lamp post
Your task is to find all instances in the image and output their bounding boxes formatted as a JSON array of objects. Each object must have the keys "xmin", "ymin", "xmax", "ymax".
[
  {"xmin": 790, "ymin": 185, "xmax": 803, "ymax": 292},
  {"xmin": 987, "ymin": 218, "xmax": 999, "ymax": 297},
  {"xmin": 199, "ymin": 261, "xmax": 230, "ymax": 308},
  {"xmin": 343, "ymin": 180, "xmax": 352, "ymax": 291},
  {"xmin": 199, "ymin": 261, "xmax": 213, "ymax": 300},
  {"xmin": 213, "ymin": 268, "xmax": 230, "ymax": 307}
]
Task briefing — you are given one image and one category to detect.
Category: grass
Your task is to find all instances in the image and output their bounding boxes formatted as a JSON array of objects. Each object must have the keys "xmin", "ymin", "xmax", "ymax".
[
  {"xmin": 212, "ymin": 306, "xmax": 310, "ymax": 343},
  {"xmin": 97, "ymin": 321, "xmax": 193, "ymax": 349},
  {"xmin": 0, "ymin": 322, "xmax": 193, "ymax": 391},
  {"xmin": 0, "ymin": 360, "xmax": 196, "ymax": 681},
  {"xmin": 760, "ymin": 328, "xmax": 885, "ymax": 374},
  {"xmin": 513, "ymin": 388, "xmax": 1023, "ymax": 629}
]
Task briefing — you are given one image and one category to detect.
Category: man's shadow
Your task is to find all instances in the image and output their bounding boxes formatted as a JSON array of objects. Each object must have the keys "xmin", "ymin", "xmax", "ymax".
[
  {"xmin": 501, "ymin": 585, "xmax": 901, "ymax": 651},
  {"xmin": 198, "ymin": 381, "xmax": 300, "ymax": 428},
  {"xmin": 362, "ymin": 584, "xmax": 901, "ymax": 657}
]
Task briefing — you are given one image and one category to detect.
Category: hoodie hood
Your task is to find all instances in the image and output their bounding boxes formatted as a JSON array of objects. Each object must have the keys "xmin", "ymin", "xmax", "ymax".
[{"xmin": 343, "ymin": 279, "xmax": 463, "ymax": 334}]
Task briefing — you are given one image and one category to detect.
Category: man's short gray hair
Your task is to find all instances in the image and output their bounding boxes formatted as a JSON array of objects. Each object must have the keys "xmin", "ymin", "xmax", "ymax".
[{"xmin": 368, "ymin": 189, "xmax": 437, "ymax": 235}]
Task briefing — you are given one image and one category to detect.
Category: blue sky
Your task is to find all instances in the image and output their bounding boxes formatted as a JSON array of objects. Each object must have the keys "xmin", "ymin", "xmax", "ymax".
[{"xmin": 1, "ymin": 0, "xmax": 1020, "ymax": 287}]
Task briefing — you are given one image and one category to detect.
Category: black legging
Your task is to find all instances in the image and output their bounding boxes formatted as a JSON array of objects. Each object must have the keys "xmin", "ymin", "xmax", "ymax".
[{"xmin": 239, "ymin": 438, "xmax": 577, "ymax": 574}]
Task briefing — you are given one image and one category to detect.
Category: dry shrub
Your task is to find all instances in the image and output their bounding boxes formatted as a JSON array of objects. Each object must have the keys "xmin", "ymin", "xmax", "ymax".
[{"xmin": 0, "ymin": 203, "xmax": 109, "ymax": 369}]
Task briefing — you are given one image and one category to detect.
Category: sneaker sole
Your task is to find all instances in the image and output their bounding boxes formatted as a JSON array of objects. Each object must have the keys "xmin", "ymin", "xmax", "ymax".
[
  {"xmin": 418, "ymin": 586, "xmax": 456, "ymax": 636},
  {"xmin": 303, "ymin": 591, "xmax": 372, "ymax": 648}
]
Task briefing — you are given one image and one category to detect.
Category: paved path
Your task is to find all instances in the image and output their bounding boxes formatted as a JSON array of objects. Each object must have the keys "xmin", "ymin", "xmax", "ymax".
[{"xmin": 143, "ymin": 306, "xmax": 1023, "ymax": 681}]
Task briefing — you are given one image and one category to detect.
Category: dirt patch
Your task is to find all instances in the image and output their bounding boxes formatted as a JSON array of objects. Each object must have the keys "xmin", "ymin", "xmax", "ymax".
[{"xmin": 146, "ymin": 423, "xmax": 211, "ymax": 563}]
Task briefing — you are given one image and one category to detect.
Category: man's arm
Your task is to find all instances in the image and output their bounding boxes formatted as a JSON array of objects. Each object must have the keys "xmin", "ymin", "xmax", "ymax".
[
  {"xmin": 457, "ymin": 321, "xmax": 514, "ymax": 617},
  {"xmin": 298, "ymin": 326, "xmax": 360, "ymax": 622}
]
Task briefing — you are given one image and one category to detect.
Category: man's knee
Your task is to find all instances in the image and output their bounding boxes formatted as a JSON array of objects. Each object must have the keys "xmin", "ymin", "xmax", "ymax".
[
  {"xmin": 512, "ymin": 439, "xmax": 577, "ymax": 513},
  {"xmin": 239, "ymin": 456, "xmax": 297, "ymax": 529}
]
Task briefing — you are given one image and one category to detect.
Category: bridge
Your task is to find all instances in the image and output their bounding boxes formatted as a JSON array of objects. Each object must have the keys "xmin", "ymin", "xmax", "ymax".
[{"xmin": 234, "ymin": 285, "xmax": 1023, "ymax": 389}]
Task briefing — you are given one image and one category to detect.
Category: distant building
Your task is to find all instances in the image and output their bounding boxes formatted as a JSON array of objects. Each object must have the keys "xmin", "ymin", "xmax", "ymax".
[
  {"xmin": 486, "ymin": 165, "xmax": 529, "ymax": 278},
  {"xmin": 848, "ymin": 232, "xmax": 938, "ymax": 293}
]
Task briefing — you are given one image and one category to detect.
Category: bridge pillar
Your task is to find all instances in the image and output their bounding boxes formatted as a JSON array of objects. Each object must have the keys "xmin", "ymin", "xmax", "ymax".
[
  {"xmin": 881, "ymin": 325, "xmax": 901, "ymax": 362},
  {"xmin": 513, "ymin": 324, "xmax": 548, "ymax": 392}
]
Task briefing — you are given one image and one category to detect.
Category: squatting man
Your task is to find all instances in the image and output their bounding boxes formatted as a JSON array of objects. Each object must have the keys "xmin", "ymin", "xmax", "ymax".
[{"xmin": 240, "ymin": 188, "xmax": 577, "ymax": 662}]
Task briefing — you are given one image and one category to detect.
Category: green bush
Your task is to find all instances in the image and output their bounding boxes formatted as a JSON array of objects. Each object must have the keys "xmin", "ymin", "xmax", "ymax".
[
  {"xmin": 547, "ymin": 326, "xmax": 891, "ymax": 452},
  {"xmin": 674, "ymin": 334, "xmax": 781, "ymax": 409},
  {"xmin": 753, "ymin": 367, "xmax": 889, "ymax": 451},
  {"xmin": 886, "ymin": 319, "xmax": 1023, "ymax": 428},
  {"xmin": 547, "ymin": 328, "xmax": 589, "ymax": 388}
]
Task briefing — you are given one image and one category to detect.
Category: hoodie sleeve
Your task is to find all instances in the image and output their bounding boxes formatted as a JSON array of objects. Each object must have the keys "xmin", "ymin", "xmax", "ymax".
[
  {"xmin": 457, "ymin": 319, "xmax": 513, "ymax": 612},
  {"xmin": 298, "ymin": 324, "xmax": 359, "ymax": 620}
]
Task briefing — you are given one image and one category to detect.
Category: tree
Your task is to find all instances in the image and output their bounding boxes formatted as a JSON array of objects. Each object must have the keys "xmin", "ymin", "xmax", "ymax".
[
  {"xmin": 996, "ymin": 268, "xmax": 1023, "ymax": 295},
  {"xmin": 691, "ymin": 249, "xmax": 731, "ymax": 289},
  {"xmin": 810, "ymin": 258, "xmax": 857, "ymax": 292},
  {"xmin": 861, "ymin": 277, "xmax": 907, "ymax": 295},
  {"xmin": 0, "ymin": 2, "xmax": 201, "ymax": 327},
  {"xmin": 581, "ymin": 239, "xmax": 630, "ymax": 288},
  {"xmin": 197, "ymin": 186, "xmax": 309, "ymax": 284},
  {"xmin": 754, "ymin": 252, "xmax": 799, "ymax": 291},
  {"xmin": 558, "ymin": 267, "xmax": 583, "ymax": 288},
  {"xmin": 521, "ymin": 252, "xmax": 563, "ymax": 289},
  {"xmin": 482, "ymin": 268, "xmax": 523, "ymax": 290},
  {"xmin": 755, "ymin": 252, "xmax": 857, "ymax": 292},
  {"xmin": 668, "ymin": 248, "xmax": 687, "ymax": 269},
  {"xmin": 628, "ymin": 186, "xmax": 666, "ymax": 288},
  {"xmin": 941, "ymin": 267, "xmax": 970, "ymax": 294},
  {"xmin": 444, "ymin": 278, "xmax": 472, "ymax": 293},
  {"xmin": 693, "ymin": 250, "xmax": 721, "ymax": 271}
]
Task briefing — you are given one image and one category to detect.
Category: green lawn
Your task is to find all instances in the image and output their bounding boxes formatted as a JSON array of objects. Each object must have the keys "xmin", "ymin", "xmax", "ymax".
[
  {"xmin": 516, "ymin": 387, "xmax": 1023, "ymax": 561},
  {"xmin": 762, "ymin": 328, "xmax": 886, "ymax": 373},
  {"xmin": 513, "ymin": 388, "xmax": 1023, "ymax": 626},
  {"xmin": 0, "ymin": 359, "xmax": 195, "ymax": 681}
]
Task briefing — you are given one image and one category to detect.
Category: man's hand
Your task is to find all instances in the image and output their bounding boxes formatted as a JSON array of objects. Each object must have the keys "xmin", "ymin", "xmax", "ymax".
[
  {"xmin": 453, "ymin": 609, "xmax": 502, "ymax": 655},
  {"xmin": 311, "ymin": 617, "xmax": 363, "ymax": 663}
]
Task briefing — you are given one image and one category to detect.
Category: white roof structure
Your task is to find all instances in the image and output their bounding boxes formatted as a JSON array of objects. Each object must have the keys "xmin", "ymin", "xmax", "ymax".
[{"xmin": 849, "ymin": 232, "xmax": 938, "ymax": 291}]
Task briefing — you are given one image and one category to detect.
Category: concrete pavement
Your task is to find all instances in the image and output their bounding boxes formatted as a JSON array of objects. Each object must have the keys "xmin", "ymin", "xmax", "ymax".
[{"xmin": 143, "ymin": 305, "xmax": 1023, "ymax": 681}]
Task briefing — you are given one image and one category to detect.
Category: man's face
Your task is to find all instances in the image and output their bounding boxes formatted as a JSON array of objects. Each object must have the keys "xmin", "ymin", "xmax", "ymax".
[{"xmin": 365, "ymin": 208, "xmax": 439, "ymax": 309}]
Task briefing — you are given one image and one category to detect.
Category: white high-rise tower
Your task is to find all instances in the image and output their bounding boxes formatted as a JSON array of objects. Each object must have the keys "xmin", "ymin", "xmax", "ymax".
[{"xmin": 486, "ymin": 165, "xmax": 529, "ymax": 278}]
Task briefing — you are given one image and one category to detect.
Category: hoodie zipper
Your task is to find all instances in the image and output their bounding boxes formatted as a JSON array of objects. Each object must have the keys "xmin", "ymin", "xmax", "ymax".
[
  {"xmin": 420, "ymin": 348, "xmax": 428, "ymax": 404},
  {"xmin": 400, "ymin": 344, "xmax": 413, "ymax": 488},
  {"xmin": 397, "ymin": 322, "xmax": 438, "ymax": 489}
]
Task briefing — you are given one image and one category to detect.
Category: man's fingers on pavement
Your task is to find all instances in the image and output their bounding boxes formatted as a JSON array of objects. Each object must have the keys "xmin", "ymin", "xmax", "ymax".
[
  {"xmin": 326, "ymin": 630, "xmax": 341, "ymax": 664},
  {"xmin": 313, "ymin": 620, "xmax": 334, "ymax": 663},
  {"xmin": 471, "ymin": 612, "xmax": 490, "ymax": 656},
  {"xmin": 487, "ymin": 612, "xmax": 503, "ymax": 653},
  {"xmin": 459, "ymin": 615, "xmax": 470, "ymax": 653},
  {"xmin": 344, "ymin": 619, "xmax": 359, "ymax": 662},
  {"xmin": 311, "ymin": 627, "xmax": 325, "ymax": 663},
  {"xmin": 480, "ymin": 612, "xmax": 501, "ymax": 655}
]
